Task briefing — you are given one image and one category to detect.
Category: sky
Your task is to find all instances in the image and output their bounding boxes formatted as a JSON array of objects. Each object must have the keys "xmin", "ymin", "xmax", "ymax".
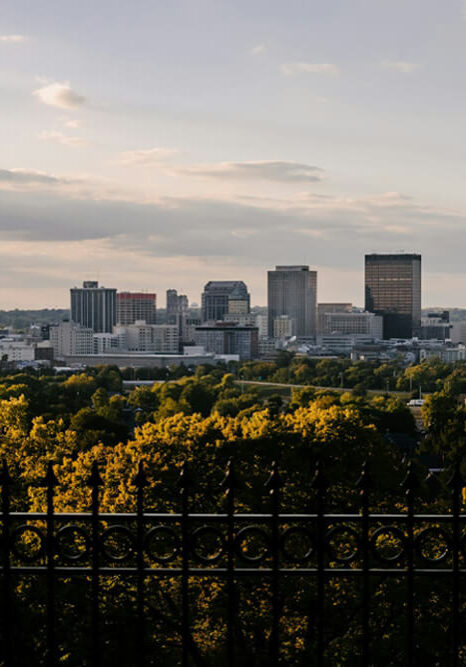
[{"xmin": 1, "ymin": 0, "xmax": 466, "ymax": 309}]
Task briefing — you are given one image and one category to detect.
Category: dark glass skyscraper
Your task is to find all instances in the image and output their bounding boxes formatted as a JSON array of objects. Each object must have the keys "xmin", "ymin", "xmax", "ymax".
[
  {"xmin": 365, "ymin": 254, "xmax": 421, "ymax": 339},
  {"xmin": 201, "ymin": 281, "xmax": 250, "ymax": 322},
  {"xmin": 267, "ymin": 265, "xmax": 317, "ymax": 338},
  {"xmin": 70, "ymin": 281, "xmax": 117, "ymax": 333}
]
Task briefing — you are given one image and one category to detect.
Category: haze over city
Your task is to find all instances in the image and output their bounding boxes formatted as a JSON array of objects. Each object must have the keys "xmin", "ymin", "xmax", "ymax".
[{"xmin": 2, "ymin": 0, "xmax": 466, "ymax": 308}]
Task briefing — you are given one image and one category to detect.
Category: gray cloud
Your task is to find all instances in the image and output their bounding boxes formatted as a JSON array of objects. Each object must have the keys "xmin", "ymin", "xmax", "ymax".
[
  {"xmin": 280, "ymin": 62, "xmax": 339, "ymax": 76},
  {"xmin": 33, "ymin": 81, "xmax": 86, "ymax": 109},
  {"xmin": 174, "ymin": 160, "xmax": 324, "ymax": 183},
  {"xmin": 0, "ymin": 168, "xmax": 69, "ymax": 185}
]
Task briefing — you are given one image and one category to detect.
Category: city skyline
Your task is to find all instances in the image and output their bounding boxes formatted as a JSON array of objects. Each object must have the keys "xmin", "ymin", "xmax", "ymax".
[{"xmin": 2, "ymin": 2, "xmax": 466, "ymax": 308}]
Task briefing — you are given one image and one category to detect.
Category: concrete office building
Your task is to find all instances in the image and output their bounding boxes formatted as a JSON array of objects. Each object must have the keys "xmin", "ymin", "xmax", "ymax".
[
  {"xmin": 317, "ymin": 303, "xmax": 352, "ymax": 333},
  {"xmin": 166, "ymin": 289, "xmax": 188, "ymax": 325},
  {"xmin": 114, "ymin": 322, "xmax": 179, "ymax": 354},
  {"xmin": 267, "ymin": 266, "xmax": 317, "ymax": 338},
  {"xmin": 319, "ymin": 311, "xmax": 383, "ymax": 338},
  {"xmin": 201, "ymin": 281, "xmax": 250, "ymax": 322},
  {"xmin": 365, "ymin": 254, "xmax": 421, "ymax": 339},
  {"xmin": 50, "ymin": 321, "xmax": 94, "ymax": 357},
  {"xmin": 117, "ymin": 292, "xmax": 156, "ymax": 325},
  {"xmin": 194, "ymin": 323, "xmax": 258, "ymax": 360},
  {"xmin": 70, "ymin": 281, "xmax": 117, "ymax": 333}
]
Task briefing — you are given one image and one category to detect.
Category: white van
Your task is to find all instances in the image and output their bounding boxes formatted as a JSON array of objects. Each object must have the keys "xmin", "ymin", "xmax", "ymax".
[{"xmin": 407, "ymin": 399, "xmax": 425, "ymax": 407}]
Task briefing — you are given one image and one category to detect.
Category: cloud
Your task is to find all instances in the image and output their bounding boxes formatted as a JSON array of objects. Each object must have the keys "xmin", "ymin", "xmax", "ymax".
[
  {"xmin": 250, "ymin": 44, "xmax": 266, "ymax": 56},
  {"xmin": 280, "ymin": 62, "xmax": 339, "ymax": 76},
  {"xmin": 118, "ymin": 147, "xmax": 179, "ymax": 166},
  {"xmin": 0, "ymin": 35, "xmax": 27, "ymax": 43},
  {"xmin": 38, "ymin": 130, "xmax": 87, "ymax": 147},
  {"xmin": 33, "ymin": 81, "xmax": 86, "ymax": 109},
  {"xmin": 0, "ymin": 168, "xmax": 69, "ymax": 186},
  {"xmin": 381, "ymin": 60, "xmax": 419, "ymax": 74},
  {"xmin": 173, "ymin": 160, "xmax": 324, "ymax": 183},
  {"xmin": 63, "ymin": 119, "xmax": 82, "ymax": 129}
]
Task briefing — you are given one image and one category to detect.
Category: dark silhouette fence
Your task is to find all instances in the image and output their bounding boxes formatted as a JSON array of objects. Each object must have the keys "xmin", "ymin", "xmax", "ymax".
[{"xmin": 0, "ymin": 459, "xmax": 465, "ymax": 666}]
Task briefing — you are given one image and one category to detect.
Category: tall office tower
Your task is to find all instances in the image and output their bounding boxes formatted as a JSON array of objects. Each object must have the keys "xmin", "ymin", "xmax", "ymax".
[
  {"xmin": 365, "ymin": 254, "xmax": 421, "ymax": 339},
  {"xmin": 166, "ymin": 290, "xmax": 188, "ymax": 324},
  {"xmin": 70, "ymin": 281, "xmax": 117, "ymax": 333},
  {"xmin": 201, "ymin": 281, "xmax": 250, "ymax": 322},
  {"xmin": 267, "ymin": 266, "xmax": 317, "ymax": 338},
  {"xmin": 116, "ymin": 292, "xmax": 157, "ymax": 325}
]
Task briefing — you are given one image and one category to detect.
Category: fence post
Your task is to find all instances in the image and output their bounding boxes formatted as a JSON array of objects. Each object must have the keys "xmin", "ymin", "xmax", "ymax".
[
  {"xmin": 266, "ymin": 461, "xmax": 282, "ymax": 667},
  {"xmin": 45, "ymin": 462, "xmax": 58, "ymax": 667},
  {"xmin": 357, "ymin": 461, "xmax": 372, "ymax": 667},
  {"xmin": 312, "ymin": 461, "xmax": 326, "ymax": 667},
  {"xmin": 1, "ymin": 460, "xmax": 12, "ymax": 667},
  {"xmin": 402, "ymin": 461, "xmax": 419, "ymax": 667},
  {"xmin": 89, "ymin": 461, "xmax": 102, "ymax": 667},
  {"xmin": 221, "ymin": 459, "xmax": 238, "ymax": 667},
  {"xmin": 448, "ymin": 462, "xmax": 463, "ymax": 667},
  {"xmin": 180, "ymin": 461, "xmax": 191, "ymax": 667},
  {"xmin": 134, "ymin": 461, "xmax": 147, "ymax": 667}
]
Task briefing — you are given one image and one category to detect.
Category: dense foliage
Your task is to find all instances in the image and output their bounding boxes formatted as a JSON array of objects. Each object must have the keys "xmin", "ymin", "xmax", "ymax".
[{"xmin": 0, "ymin": 360, "xmax": 465, "ymax": 664}]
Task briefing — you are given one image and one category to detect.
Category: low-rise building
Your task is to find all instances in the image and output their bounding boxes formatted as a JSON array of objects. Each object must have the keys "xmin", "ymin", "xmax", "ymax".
[{"xmin": 194, "ymin": 323, "xmax": 259, "ymax": 360}]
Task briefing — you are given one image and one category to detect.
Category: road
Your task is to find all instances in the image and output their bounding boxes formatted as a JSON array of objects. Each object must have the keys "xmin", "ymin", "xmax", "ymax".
[{"xmin": 234, "ymin": 379, "xmax": 411, "ymax": 397}]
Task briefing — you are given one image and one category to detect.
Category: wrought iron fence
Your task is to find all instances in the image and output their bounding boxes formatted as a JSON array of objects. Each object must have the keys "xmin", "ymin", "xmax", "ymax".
[{"xmin": 0, "ymin": 459, "xmax": 465, "ymax": 666}]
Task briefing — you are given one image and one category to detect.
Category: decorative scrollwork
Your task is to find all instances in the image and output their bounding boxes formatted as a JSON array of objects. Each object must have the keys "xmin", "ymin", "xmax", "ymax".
[
  {"xmin": 11, "ymin": 525, "xmax": 45, "ymax": 563},
  {"xmin": 101, "ymin": 526, "xmax": 135, "ymax": 562},
  {"xmin": 144, "ymin": 525, "xmax": 180, "ymax": 563},
  {"xmin": 371, "ymin": 526, "xmax": 407, "ymax": 564},
  {"xmin": 235, "ymin": 525, "xmax": 270, "ymax": 563},
  {"xmin": 326, "ymin": 525, "xmax": 360, "ymax": 564},
  {"xmin": 414, "ymin": 527, "xmax": 451, "ymax": 564},
  {"xmin": 56, "ymin": 525, "xmax": 90, "ymax": 562},
  {"xmin": 280, "ymin": 527, "xmax": 314, "ymax": 563},
  {"xmin": 191, "ymin": 526, "xmax": 225, "ymax": 563}
]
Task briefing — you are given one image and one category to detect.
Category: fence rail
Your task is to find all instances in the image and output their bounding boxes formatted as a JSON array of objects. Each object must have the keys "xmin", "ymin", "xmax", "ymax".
[{"xmin": 1, "ymin": 459, "xmax": 465, "ymax": 666}]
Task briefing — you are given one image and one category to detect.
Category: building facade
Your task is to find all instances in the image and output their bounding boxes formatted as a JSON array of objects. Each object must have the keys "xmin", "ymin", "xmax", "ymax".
[
  {"xmin": 201, "ymin": 281, "xmax": 250, "ymax": 322},
  {"xmin": 317, "ymin": 303, "xmax": 352, "ymax": 333},
  {"xmin": 116, "ymin": 292, "xmax": 157, "ymax": 325},
  {"xmin": 365, "ymin": 254, "xmax": 421, "ymax": 339},
  {"xmin": 194, "ymin": 324, "xmax": 258, "ymax": 360},
  {"xmin": 70, "ymin": 281, "xmax": 117, "ymax": 333},
  {"xmin": 320, "ymin": 311, "xmax": 383, "ymax": 338},
  {"xmin": 267, "ymin": 266, "xmax": 317, "ymax": 338},
  {"xmin": 50, "ymin": 321, "xmax": 94, "ymax": 357}
]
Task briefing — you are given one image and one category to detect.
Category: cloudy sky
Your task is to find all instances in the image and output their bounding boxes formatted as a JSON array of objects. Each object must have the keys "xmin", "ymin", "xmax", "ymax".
[{"xmin": 2, "ymin": 0, "xmax": 466, "ymax": 309}]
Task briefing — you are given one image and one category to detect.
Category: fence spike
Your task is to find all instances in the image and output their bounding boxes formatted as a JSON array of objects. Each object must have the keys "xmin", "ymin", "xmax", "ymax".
[
  {"xmin": 134, "ymin": 461, "xmax": 147, "ymax": 488},
  {"xmin": 447, "ymin": 462, "xmax": 464, "ymax": 494},
  {"xmin": 356, "ymin": 461, "xmax": 372, "ymax": 493},
  {"xmin": 89, "ymin": 461, "xmax": 103, "ymax": 488},
  {"xmin": 401, "ymin": 460, "xmax": 420, "ymax": 496},
  {"xmin": 312, "ymin": 460, "xmax": 326, "ymax": 495},
  {"xmin": 44, "ymin": 461, "xmax": 58, "ymax": 488},
  {"xmin": 1, "ymin": 458, "xmax": 11, "ymax": 486},
  {"xmin": 220, "ymin": 458, "xmax": 238, "ymax": 491},
  {"xmin": 265, "ymin": 460, "xmax": 282, "ymax": 492},
  {"xmin": 179, "ymin": 460, "xmax": 192, "ymax": 493}
]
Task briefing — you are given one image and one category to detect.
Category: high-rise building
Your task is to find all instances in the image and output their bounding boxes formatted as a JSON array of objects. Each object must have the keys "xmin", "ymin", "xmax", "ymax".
[
  {"xmin": 201, "ymin": 281, "xmax": 250, "ymax": 322},
  {"xmin": 116, "ymin": 292, "xmax": 156, "ymax": 325},
  {"xmin": 70, "ymin": 281, "xmax": 117, "ymax": 333},
  {"xmin": 365, "ymin": 254, "xmax": 421, "ymax": 339},
  {"xmin": 267, "ymin": 266, "xmax": 317, "ymax": 338}
]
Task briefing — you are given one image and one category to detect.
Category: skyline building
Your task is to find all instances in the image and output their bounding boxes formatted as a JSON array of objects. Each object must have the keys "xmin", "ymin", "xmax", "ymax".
[
  {"xmin": 116, "ymin": 292, "xmax": 157, "ymax": 325},
  {"xmin": 201, "ymin": 281, "xmax": 250, "ymax": 322},
  {"xmin": 365, "ymin": 254, "xmax": 421, "ymax": 339},
  {"xmin": 267, "ymin": 265, "xmax": 317, "ymax": 338},
  {"xmin": 70, "ymin": 281, "xmax": 117, "ymax": 333}
]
